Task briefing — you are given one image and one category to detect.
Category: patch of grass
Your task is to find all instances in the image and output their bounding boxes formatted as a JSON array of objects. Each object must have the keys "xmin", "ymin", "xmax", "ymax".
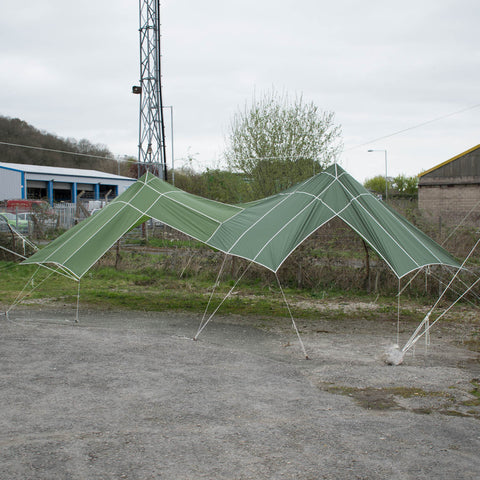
[
  {"xmin": 471, "ymin": 379, "xmax": 480, "ymax": 398},
  {"xmin": 323, "ymin": 385, "xmax": 450, "ymax": 411},
  {"xmin": 461, "ymin": 379, "xmax": 480, "ymax": 407}
]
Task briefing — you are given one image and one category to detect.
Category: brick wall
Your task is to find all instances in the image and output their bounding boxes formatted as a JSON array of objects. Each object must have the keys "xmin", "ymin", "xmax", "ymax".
[{"xmin": 419, "ymin": 184, "xmax": 480, "ymax": 226}]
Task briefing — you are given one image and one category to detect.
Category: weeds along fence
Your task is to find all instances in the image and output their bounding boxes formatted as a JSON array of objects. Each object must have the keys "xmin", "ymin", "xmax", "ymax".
[
  {"xmin": 2, "ymin": 200, "xmax": 479, "ymax": 302},
  {"xmin": 0, "ymin": 203, "xmax": 77, "ymax": 240},
  {"xmin": 95, "ymin": 219, "xmax": 480, "ymax": 303}
]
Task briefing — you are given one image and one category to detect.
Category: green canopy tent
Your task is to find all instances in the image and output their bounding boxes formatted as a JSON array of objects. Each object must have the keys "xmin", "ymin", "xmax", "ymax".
[
  {"xmin": 22, "ymin": 163, "xmax": 460, "ymax": 280},
  {"xmin": 17, "ymin": 163, "xmax": 463, "ymax": 360}
]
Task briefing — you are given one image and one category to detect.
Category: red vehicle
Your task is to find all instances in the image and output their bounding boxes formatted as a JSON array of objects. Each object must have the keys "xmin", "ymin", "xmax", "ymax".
[{"xmin": 6, "ymin": 200, "xmax": 51, "ymax": 214}]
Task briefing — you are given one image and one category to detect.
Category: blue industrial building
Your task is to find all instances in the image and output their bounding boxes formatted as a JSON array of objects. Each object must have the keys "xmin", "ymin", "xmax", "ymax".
[{"xmin": 0, "ymin": 162, "xmax": 136, "ymax": 205}]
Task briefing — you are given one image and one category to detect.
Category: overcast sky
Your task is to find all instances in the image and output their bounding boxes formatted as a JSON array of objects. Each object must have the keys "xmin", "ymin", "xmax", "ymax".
[{"xmin": 1, "ymin": 0, "xmax": 479, "ymax": 182}]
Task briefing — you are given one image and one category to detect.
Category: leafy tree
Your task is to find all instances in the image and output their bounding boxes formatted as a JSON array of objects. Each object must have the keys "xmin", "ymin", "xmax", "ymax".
[
  {"xmin": 391, "ymin": 174, "xmax": 418, "ymax": 196},
  {"xmin": 364, "ymin": 175, "xmax": 388, "ymax": 197},
  {"xmin": 202, "ymin": 168, "xmax": 252, "ymax": 204},
  {"xmin": 224, "ymin": 90, "xmax": 342, "ymax": 199},
  {"xmin": 171, "ymin": 166, "xmax": 208, "ymax": 198},
  {"xmin": 364, "ymin": 174, "xmax": 418, "ymax": 198},
  {"xmin": 171, "ymin": 167, "xmax": 251, "ymax": 204}
]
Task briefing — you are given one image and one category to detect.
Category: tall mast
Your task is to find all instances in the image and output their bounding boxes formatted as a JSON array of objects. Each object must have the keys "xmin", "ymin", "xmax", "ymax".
[{"xmin": 135, "ymin": 0, "xmax": 167, "ymax": 179}]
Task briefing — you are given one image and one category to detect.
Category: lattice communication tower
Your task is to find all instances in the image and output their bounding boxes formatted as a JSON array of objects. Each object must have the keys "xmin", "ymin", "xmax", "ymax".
[{"xmin": 133, "ymin": 0, "xmax": 167, "ymax": 179}]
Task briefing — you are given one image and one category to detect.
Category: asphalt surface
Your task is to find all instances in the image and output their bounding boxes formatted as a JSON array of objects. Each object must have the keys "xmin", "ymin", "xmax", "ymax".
[{"xmin": 1, "ymin": 308, "xmax": 479, "ymax": 479}]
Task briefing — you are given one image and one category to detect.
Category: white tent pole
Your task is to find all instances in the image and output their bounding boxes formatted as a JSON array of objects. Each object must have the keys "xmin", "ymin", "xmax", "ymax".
[
  {"xmin": 193, "ymin": 261, "xmax": 253, "ymax": 341},
  {"xmin": 198, "ymin": 253, "xmax": 228, "ymax": 333},
  {"xmin": 403, "ymin": 275, "xmax": 480, "ymax": 353},
  {"xmin": 402, "ymin": 236, "xmax": 480, "ymax": 352},
  {"xmin": 0, "ymin": 245, "xmax": 28, "ymax": 260},
  {"xmin": 75, "ymin": 280, "xmax": 81, "ymax": 323},
  {"xmin": 397, "ymin": 278, "xmax": 401, "ymax": 346},
  {"xmin": 275, "ymin": 273, "xmax": 309, "ymax": 360}
]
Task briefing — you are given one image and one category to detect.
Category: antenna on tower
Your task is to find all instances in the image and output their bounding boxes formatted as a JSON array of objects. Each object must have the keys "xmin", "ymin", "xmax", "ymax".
[{"xmin": 133, "ymin": 0, "xmax": 168, "ymax": 180}]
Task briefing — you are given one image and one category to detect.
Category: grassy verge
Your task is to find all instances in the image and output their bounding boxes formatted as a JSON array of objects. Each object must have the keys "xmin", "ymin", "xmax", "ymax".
[
  {"xmin": 0, "ymin": 259, "xmax": 413, "ymax": 322},
  {"xmin": 0, "ymin": 252, "xmax": 476, "ymax": 329}
]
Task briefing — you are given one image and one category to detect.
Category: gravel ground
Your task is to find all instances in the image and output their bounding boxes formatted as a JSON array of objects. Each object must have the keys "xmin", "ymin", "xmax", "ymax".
[{"xmin": 0, "ymin": 307, "xmax": 479, "ymax": 479}]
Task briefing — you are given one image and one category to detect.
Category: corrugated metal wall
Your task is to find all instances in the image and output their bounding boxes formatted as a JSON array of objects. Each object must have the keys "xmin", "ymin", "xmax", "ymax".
[
  {"xmin": 0, "ymin": 168, "xmax": 22, "ymax": 200},
  {"xmin": 422, "ymin": 148, "xmax": 480, "ymax": 181}
]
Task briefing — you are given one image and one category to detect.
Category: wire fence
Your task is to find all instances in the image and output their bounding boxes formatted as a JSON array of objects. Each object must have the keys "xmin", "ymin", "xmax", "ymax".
[{"xmin": 0, "ymin": 202, "xmax": 90, "ymax": 235}]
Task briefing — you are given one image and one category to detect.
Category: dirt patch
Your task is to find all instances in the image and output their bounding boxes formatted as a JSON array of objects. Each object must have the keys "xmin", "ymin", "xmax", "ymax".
[{"xmin": 0, "ymin": 307, "xmax": 479, "ymax": 479}]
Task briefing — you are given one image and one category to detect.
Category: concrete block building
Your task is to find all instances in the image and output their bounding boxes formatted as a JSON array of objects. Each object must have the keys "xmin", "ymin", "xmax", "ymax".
[
  {"xmin": 0, "ymin": 162, "xmax": 136, "ymax": 205},
  {"xmin": 418, "ymin": 145, "xmax": 480, "ymax": 226}
]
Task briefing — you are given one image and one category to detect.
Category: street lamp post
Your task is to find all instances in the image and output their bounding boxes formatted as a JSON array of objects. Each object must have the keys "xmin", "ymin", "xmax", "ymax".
[
  {"xmin": 367, "ymin": 149, "xmax": 388, "ymax": 201},
  {"xmin": 162, "ymin": 105, "xmax": 175, "ymax": 185}
]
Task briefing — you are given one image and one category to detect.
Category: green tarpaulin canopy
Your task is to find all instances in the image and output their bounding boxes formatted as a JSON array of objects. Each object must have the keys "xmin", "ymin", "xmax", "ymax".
[{"xmin": 22, "ymin": 164, "xmax": 460, "ymax": 280}]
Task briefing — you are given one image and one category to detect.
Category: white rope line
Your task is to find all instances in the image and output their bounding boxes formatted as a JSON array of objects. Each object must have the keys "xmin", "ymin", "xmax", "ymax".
[
  {"xmin": 422, "ymin": 237, "xmax": 480, "ymax": 316},
  {"xmin": 193, "ymin": 261, "xmax": 254, "ymax": 340},
  {"xmin": 275, "ymin": 274, "xmax": 309, "ymax": 359},
  {"xmin": 22, "ymin": 261, "xmax": 80, "ymax": 281},
  {"xmin": 402, "ymin": 236, "xmax": 480, "ymax": 352},
  {"xmin": 427, "ymin": 267, "xmax": 480, "ymax": 309},
  {"xmin": 396, "ymin": 265, "xmax": 477, "ymax": 306},
  {"xmin": 403, "ymin": 275, "xmax": 480, "ymax": 353},
  {"xmin": 398, "ymin": 268, "xmax": 424, "ymax": 296},
  {"xmin": 443, "ymin": 265, "xmax": 480, "ymax": 304},
  {"xmin": 7, "ymin": 266, "xmax": 59, "ymax": 314},
  {"xmin": 441, "ymin": 197, "xmax": 480, "ymax": 245},
  {"xmin": 7, "ymin": 265, "xmax": 42, "ymax": 314},
  {"xmin": 179, "ymin": 254, "xmax": 194, "ymax": 278},
  {"xmin": 396, "ymin": 263, "xmax": 476, "ymax": 302},
  {"xmin": 198, "ymin": 254, "xmax": 228, "ymax": 334}
]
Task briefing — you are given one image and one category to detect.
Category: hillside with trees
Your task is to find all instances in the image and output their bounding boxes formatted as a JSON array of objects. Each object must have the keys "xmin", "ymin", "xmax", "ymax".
[{"xmin": 0, "ymin": 116, "xmax": 130, "ymax": 175}]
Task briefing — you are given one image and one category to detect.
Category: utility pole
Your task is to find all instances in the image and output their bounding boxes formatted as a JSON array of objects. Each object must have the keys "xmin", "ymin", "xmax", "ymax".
[{"xmin": 133, "ymin": 0, "xmax": 167, "ymax": 180}]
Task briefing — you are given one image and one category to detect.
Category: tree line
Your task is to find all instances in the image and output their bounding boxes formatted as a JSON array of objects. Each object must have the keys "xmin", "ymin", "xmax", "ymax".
[
  {"xmin": 364, "ymin": 174, "xmax": 418, "ymax": 198},
  {"xmin": 0, "ymin": 115, "xmax": 126, "ymax": 175}
]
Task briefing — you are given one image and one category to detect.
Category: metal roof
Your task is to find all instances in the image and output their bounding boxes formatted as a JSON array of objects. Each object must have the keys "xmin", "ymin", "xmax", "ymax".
[
  {"xmin": 418, "ymin": 144, "xmax": 480, "ymax": 178},
  {"xmin": 0, "ymin": 162, "xmax": 135, "ymax": 181}
]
